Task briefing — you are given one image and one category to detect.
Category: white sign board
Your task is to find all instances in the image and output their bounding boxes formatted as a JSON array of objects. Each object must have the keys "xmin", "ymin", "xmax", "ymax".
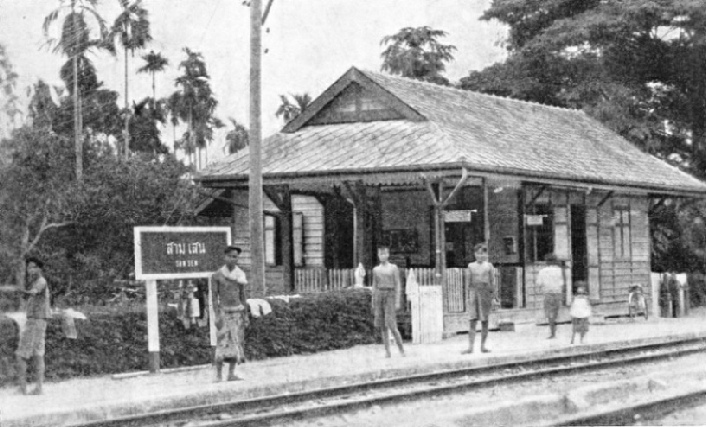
[
  {"xmin": 443, "ymin": 210, "xmax": 473, "ymax": 223},
  {"xmin": 525, "ymin": 215, "xmax": 545, "ymax": 226},
  {"xmin": 134, "ymin": 226, "xmax": 232, "ymax": 280}
]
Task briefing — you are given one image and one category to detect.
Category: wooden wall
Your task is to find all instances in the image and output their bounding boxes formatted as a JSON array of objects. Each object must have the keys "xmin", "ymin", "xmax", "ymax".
[
  {"xmin": 522, "ymin": 188, "xmax": 652, "ymax": 310},
  {"xmin": 488, "ymin": 187, "xmax": 521, "ymax": 265},
  {"xmin": 596, "ymin": 196, "xmax": 651, "ymax": 305},
  {"xmin": 381, "ymin": 190, "xmax": 432, "ymax": 266},
  {"xmin": 230, "ymin": 191, "xmax": 324, "ymax": 295}
]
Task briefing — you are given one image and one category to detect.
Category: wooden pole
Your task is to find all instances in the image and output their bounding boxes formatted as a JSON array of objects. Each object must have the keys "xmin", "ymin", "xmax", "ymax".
[
  {"xmin": 71, "ymin": 0, "xmax": 82, "ymax": 182},
  {"xmin": 124, "ymin": 47, "xmax": 130, "ymax": 159},
  {"xmin": 249, "ymin": 0, "xmax": 266, "ymax": 298},
  {"xmin": 208, "ymin": 277, "xmax": 217, "ymax": 346},
  {"xmin": 145, "ymin": 280, "xmax": 160, "ymax": 373}
]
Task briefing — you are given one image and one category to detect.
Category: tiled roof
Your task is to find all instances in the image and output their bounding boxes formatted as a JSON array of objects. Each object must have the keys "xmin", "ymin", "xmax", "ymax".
[{"xmin": 198, "ymin": 68, "xmax": 706, "ymax": 194}]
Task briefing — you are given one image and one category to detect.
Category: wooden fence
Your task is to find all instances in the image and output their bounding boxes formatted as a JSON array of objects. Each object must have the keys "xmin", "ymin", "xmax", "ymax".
[{"xmin": 294, "ymin": 267, "xmax": 472, "ymax": 315}]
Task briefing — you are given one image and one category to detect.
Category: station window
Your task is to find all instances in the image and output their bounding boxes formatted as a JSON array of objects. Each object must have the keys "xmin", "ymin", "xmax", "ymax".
[
  {"xmin": 526, "ymin": 204, "xmax": 553, "ymax": 262},
  {"xmin": 264, "ymin": 215, "xmax": 281, "ymax": 266}
]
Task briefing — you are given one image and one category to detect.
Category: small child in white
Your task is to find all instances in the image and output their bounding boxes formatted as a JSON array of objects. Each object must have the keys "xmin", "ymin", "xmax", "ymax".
[{"xmin": 570, "ymin": 283, "xmax": 591, "ymax": 345}]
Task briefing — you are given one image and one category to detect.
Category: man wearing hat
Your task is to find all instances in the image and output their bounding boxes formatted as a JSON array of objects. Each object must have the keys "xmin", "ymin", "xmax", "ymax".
[
  {"xmin": 537, "ymin": 253, "xmax": 565, "ymax": 339},
  {"xmin": 212, "ymin": 246, "xmax": 248, "ymax": 382}
]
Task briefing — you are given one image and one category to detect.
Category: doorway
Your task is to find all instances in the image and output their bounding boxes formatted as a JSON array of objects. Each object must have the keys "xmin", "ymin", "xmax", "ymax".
[{"xmin": 570, "ymin": 205, "xmax": 587, "ymax": 292}]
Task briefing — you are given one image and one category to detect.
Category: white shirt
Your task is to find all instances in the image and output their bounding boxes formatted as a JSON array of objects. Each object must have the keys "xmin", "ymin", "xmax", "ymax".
[
  {"xmin": 218, "ymin": 265, "xmax": 248, "ymax": 284},
  {"xmin": 570, "ymin": 296, "xmax": 592, "ymax": 318},
  {"xmin": 537, "ymin": 265, "xmax": 564, "ymax": 294}
]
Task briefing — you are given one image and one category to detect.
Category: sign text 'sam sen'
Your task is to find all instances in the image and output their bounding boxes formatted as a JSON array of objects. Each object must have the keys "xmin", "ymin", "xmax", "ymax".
[{"xmin": 134, "ymin": 226, "xmax": 232, "ymax": 280}]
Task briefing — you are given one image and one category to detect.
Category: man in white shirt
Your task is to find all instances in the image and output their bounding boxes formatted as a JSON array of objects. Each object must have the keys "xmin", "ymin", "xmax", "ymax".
[
  {"xmin": 537, "ymin": 253, "xmax": 565, "ymax": 339},
  {"xmin": 212, "ymin": 246, "xmax": 248, "ymax": 382}
]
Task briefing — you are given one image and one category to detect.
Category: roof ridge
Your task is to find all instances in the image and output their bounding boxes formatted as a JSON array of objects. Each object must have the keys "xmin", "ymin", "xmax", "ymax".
[{"xmin": 359, "ymin": 69, "xmax": 583, "ymax": 114}]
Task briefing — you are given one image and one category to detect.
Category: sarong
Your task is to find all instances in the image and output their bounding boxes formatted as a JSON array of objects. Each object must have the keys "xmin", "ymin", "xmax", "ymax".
[
  {"xmin": 215, "ymin": 306, "xmax": 246, "ymax": 364},
  {"xmin": 468, "ymin": 282, "xmax": 494, "ymax": 321},
  {"xmin": 16, "ymin": 318, "xmax": 47, "ymax": 359}
]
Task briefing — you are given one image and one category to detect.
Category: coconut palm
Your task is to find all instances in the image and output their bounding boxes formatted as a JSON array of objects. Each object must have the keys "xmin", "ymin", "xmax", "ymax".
[
  {"xmin": 225, "ymin": 117, "xmax": 249, "ymax": 154},
  {"xmin": 275, "ymin": 92, "xmax": 312, "ymax": 123},
  {"xmin": 168, "ymin": 48, "xmax": 221, "ymax": 169},
  {"xmin": 0, "ymin": 45, "xmax": 20, "ymax": 137},
  {"xmin": 380, "ymin": 26, "xmax": 456, "ymax": 85},
  {"xmin": 137, "ymin": 50, "xmax": 168, "ymax": 101},
  {"xmin": 107, "ymin": 0, "xmax": 152, "ymax": 159},
  {"xmin": 43, "ymin": 0, "xmax": 110, "ymax": 181}
]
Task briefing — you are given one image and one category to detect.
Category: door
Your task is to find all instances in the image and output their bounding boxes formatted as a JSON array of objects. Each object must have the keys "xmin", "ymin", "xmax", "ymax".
[{"xmin": 570, "ymin": 205, "xmax": 588, "ymax": 292}]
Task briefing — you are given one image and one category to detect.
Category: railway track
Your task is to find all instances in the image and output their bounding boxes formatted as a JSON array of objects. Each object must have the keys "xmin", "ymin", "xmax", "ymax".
[
  {"xmin": 545, "ymin": 388, "xmax": 706, "ymax": 426},
  {"xmin": 76, "ymin": 337, "xmax": 706, "ymax": 427}
]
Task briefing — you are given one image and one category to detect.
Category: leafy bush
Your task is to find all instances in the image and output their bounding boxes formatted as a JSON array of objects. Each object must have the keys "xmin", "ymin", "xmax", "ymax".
[{"xmin": 0, "ymin": 289, "xmax": 376, "ymax": 386}]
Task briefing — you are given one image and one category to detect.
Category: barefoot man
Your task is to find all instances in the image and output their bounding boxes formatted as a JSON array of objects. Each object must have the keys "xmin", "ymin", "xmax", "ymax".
[
  {"xmin": 212, "ymin": 246, "xmax": 247, "ymax": 382},
  {"xmin": 463, "ymin": 243, "xmax": 498, "ymax": 354},
  {"xmin": 0, "ymin": 257, "xmax": 52, "ymax": 394}
]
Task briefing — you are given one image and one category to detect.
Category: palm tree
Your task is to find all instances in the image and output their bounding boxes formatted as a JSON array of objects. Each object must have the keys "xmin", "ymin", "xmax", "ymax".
[
  {"xmin": 43, "ymin": 0, "xmax": 110, "ymax": 181},
  {"xmin": 380, "ymin": 26, "xmax": 456, "ymax": 85},
  {"xmin": 225, "ymin": 117, "xmax": 249, "ymax": 154},
  {"xmin": 168, "ymin": 48, "xmax": 221, "ymax": 169},
  {"xmin": 0, "ymin": 44, "xmax": 20, "ymax": 137},
  {"xmin": 275, "ymin": 92, "xmax": 312, "ymax": 123},
  {"xmin": 137, "ymin": 50, "xmax": 168, "ymax": 101},
  {"xmin": 108, "ymin": 0, "xmax": 152, "ymax": 159}
]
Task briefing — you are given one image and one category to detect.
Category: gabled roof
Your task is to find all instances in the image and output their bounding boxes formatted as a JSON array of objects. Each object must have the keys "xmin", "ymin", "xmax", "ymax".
[{"xmin": 197, "ymin": 67, "xmax": 706, "ymax": 195}]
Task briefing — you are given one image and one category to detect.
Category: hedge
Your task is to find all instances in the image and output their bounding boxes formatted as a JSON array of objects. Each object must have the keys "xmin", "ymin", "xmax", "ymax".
[{"xmin": 0, "ymin": 288, "xmax": 378, "ymax": 386}]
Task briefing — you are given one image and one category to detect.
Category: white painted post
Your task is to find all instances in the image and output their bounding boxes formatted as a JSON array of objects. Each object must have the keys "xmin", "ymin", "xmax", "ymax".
[
  {"xmin": 650, "ymin": 273, "xmax": 661, "ymax": 318},
  {"xmin": 208, "ymin": 277, "xmax": 217, "ymax": 346},
  {"xmin": 145, "ymin": 280, "xmax": 160, "ymax": 373}
]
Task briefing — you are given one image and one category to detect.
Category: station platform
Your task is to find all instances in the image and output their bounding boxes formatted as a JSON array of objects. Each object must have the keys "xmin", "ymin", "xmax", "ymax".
[{"xmin": 2, "ymin": 310, "xmax": 706, "ymax": 427}]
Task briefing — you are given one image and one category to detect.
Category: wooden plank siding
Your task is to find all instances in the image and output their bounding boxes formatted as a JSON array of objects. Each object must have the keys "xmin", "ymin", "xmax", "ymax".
[
  {"xmin": 229, "ymin": 192, "xmax": 324, "ymax": 295},
  {"xmin": 292, "ymin": 196, "xmax": 325, "ymax": 267},
  {"xmin": 596, "ymin": 196, "xmax": 652, "ymax": 304}
]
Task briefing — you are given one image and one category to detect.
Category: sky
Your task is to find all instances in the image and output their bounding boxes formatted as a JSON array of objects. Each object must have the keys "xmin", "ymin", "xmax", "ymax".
[{"xmin": 0, "ymin": 0, "xmax": 507, "ymax": 161}]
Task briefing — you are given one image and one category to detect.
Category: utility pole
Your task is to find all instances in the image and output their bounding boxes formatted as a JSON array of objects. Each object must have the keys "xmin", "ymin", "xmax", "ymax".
[
  {"xmin": 249, "ymin": 0, "xmax": 265, "ymax": 297},
  {"xmin": 72, "ymin": 0, "xmax": 83, "ymax": 182}
]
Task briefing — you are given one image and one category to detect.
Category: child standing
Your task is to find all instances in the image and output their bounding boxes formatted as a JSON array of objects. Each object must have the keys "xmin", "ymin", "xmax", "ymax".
[{"xmin": 570, "ymin": 283, "xmax": 591, "ymax": 344}]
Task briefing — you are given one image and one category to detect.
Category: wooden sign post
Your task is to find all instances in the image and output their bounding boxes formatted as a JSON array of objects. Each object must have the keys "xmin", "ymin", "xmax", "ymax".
[{"xmin": 134, "ymin": 226, "xmax": 231, "ymax": 373}]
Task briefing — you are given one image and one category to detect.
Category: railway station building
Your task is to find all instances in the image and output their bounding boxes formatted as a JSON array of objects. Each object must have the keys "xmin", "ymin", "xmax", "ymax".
[{"xmin": 195, "ymin": 67, "xmax": 706, "ymax": 333}]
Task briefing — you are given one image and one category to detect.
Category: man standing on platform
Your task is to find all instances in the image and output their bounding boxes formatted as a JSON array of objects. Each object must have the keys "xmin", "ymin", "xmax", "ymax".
[
  {"xmin": 538, "ymin": 253, "xmax": 565, "ymax": 339},
  {"xmin": 463, "ymin": 242, "xmax": 498, "ymax": 354},
  {"xmin": 16, "ymin": 257, "xmax": 51, "ymax": 395},
  {"xmin": 372, "ymin": 246, "xmax": 405, "ymax": 358},
  {"xmin": 212, "ymin": 246, "xmax": 248, "ymax": 382}
]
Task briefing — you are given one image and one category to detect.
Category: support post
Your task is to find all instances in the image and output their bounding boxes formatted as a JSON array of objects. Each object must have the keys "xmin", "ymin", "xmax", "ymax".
[
  {"xmin": 482, "ymin": 178, "xmax": 490, "ymax": 243},
  {"xmin": 208, "ymin": 277, "xmax": 217, "ymax": 347},
  {"xmin": 145, "ymin": 280, "xmax": 160, "ymax": 373},
  {"xmin": 249, "ymin": 0, "xmax": 265, "ymax": 298}
]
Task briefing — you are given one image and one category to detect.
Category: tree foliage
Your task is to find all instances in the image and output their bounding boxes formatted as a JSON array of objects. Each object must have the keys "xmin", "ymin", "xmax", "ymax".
[
  {"xmin": 380, "ymin": 26, "xmax": 456, "ymax": 85},
  {"xmin": 275, "ymin": 93, "xmax": 311, "ymax": 123},
  {"xmin": 167, "ymin": 48, "xmax": 223, "ymax": 167},
  {"xmin": 225, "ymin": 117, "xmax": 249, "ymax": 154},
  {"xmin": 465, "ymin": 0, "xmax": 706, "ymax": 172},
  {"xmin": 467, "ymin": 0, "xmax": 706, "ymax": 272}
]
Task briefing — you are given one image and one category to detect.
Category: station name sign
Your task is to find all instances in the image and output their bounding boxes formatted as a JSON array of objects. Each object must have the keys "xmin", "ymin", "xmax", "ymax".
[{"xmin": 134, "ymin": 226, "xmax": 232, "ymax": 280}]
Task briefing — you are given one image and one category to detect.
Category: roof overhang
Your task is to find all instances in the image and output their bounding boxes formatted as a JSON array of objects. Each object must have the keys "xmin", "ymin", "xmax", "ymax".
[{"xmin": 195, "ymin": 162, "xmax": 706, "ymax": 199}]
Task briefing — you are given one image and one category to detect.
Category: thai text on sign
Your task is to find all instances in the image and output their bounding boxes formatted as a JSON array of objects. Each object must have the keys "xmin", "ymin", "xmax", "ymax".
[{"xmin": 134, "ymin": 226, "xmax": 232, "ymax": 280}]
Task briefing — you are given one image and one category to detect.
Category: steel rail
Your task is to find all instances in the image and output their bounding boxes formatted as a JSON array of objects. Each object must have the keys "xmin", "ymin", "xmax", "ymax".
[{"xmin": 75, "ymin": 337, "xmax": 706, "ymax": 427}]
